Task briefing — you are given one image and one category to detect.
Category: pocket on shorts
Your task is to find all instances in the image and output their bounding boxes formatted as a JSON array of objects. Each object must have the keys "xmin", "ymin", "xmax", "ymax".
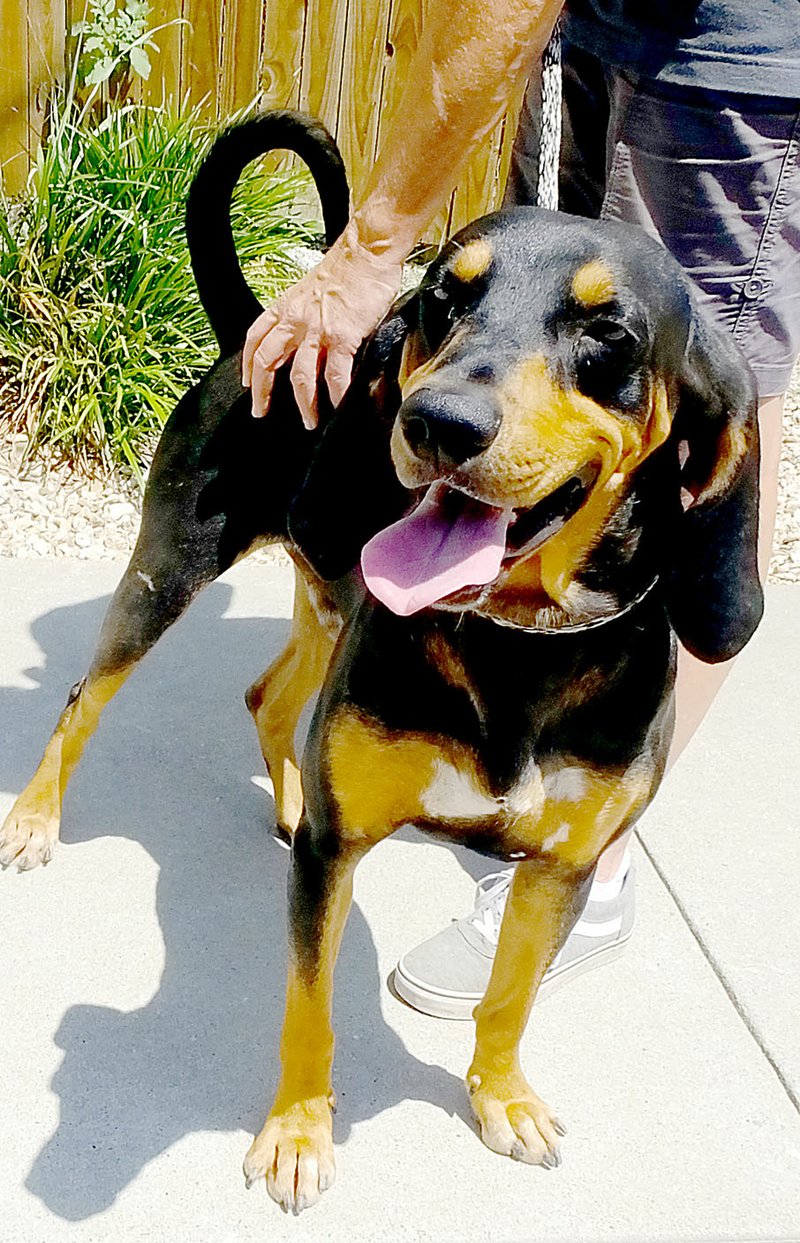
[{"xmin": 601, "ymin": 79, "xmax": 800, "ymax": 389}]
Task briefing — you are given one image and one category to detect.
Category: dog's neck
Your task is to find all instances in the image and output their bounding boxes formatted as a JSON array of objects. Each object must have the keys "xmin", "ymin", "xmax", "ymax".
[
  {"xmin": 438, "ymin": 474, "xmax": 666, "ymax": 635},
  {"xmin": 472, "ymin": 574, "xmax": 660, "ymax": 635}
]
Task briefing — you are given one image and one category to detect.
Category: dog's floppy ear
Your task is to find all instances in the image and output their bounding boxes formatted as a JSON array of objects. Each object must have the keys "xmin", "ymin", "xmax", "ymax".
[
  {"xmin": 287, "ymin": 291, "xmax": 419, "ymax": 580},
  {"xmin": 665, "ymin": 302, "xmax": 763, "ymax": 663}
]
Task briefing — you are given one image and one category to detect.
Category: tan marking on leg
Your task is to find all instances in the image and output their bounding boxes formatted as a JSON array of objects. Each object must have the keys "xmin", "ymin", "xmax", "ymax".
[
  {"xmin": 0, "ymin": 668, "xmax": 131, "ymax": 870},
  {"xmin": 247, "ymin": 568, "xmax": 338, "ymax": 836},
  {"xmin": 451, "ymin": 238, "xmax": 494, "ymax": 283},
  {"xmin": 467, "ymin": 761, "xmax": 654, "ymax": 1164},
  {"xmin": 325, "ymin": 710, "xmax": 439, "ymax": 841},
  {"xmin": 243, "ymin": 850, "xmax": 359, "ymax": 1213},
  {"xmin": 468, "ymin": 859, "xmax": 579, "ymax": 1165},
  {"xmin": 571, "ymin": 259, "xmax": 617, "ymax": 308}
]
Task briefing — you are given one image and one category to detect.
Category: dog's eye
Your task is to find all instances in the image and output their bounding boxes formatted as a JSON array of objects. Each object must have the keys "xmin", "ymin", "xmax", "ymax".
[
  {"xmin": 582, "ymin": 319, "xmax": 635, "ymax": 348},
  {"xmin": 573, "ymin": 320, "xmax": 646, "ymax": 410},
  {"xmin": 420, "ymin": 279, "xmax": 470, "ymax": 348},
  {"xmin": 434, "ymin": 288, "xmax": 460, "ymax": 323}
]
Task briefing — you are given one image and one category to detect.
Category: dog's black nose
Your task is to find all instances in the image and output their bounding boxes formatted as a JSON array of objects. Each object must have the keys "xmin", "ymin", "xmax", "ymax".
[{"xmin": 399, "ymin": 387, "xmax": 501, "ymax": 465}]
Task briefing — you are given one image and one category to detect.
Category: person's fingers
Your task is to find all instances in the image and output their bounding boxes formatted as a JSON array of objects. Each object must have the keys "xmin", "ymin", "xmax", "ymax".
[
  {"xmin": 324, "ymin": 347, "xmax": 355, "ymax": 409},
  {"xmin": 290, "ymin": 336, "xmax": 323, "ymax": 430},
  {"xmin": 250, "ymin": 361, "xmax": 277, "ymax": 420},
  {"xmin": 242, "ymin": 305, "xmax": 280, "ymax": 387},
  {"xmin": 250, "ymin": 324, "xmax": 296, "ymax": 419}
]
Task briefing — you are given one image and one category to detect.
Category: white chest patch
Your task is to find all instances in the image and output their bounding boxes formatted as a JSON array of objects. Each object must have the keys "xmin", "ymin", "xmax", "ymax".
[
  {"xmin": 543, "ymin": 766, "xmax": 591, "ymax": 803},
  {"xmin": 420, "ymin": 762, "xmax": 500, "ymax": 820},
  {"xmin": 501, "ymin": 761, "xmax": 545, "ymax": 818},
  {"xmin": 420, "ymin": 760, "xmax": 545, "ymax": 823}
]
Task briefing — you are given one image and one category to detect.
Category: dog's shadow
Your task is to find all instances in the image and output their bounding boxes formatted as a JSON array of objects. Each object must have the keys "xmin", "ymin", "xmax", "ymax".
[{"xmin": 1, "ymin": 578, "xmax": 470, "ymax": 1222}]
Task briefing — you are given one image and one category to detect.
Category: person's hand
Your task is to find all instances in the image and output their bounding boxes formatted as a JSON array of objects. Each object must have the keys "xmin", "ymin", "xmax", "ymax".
[{"xmin": 242, "ymin": 221, "xmax": 404, "ymax": 428}]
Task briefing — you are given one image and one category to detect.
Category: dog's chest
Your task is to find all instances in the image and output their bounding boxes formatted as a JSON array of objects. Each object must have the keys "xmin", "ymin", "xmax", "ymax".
[
  {"xmin": 325, "ymin": 699, "xmax": 640, "ymax": 868},
  {"xmin": 329, "ymin": 614, "xmax": 654, "ymax": 867},
  {"xmin": 417, "ymin": 754, "xmax": 604, "ymax": 858}
]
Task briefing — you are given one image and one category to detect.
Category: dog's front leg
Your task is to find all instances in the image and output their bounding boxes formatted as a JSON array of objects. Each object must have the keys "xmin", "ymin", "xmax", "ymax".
[
  {"xmin": 244, "ymin": 821, "xmax": 362, "ymax": 1214},
  {"xmin": 245, "ymin": 569, "xmax": 339, "ymax": 839},
  {"xmin": 467, "ymin": 859, "xmax": 589, "ymax": 1167}
]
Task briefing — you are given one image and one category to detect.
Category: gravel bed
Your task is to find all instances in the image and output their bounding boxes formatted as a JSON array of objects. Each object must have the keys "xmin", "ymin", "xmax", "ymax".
[
  {"xmin": 0, "ymin": 432, "xmax": 289, "ymax": 566},
  {"xmin": 2, "ymin": 360, "xmax": 798, "ymax": 582},
  {"xmin": 773, "ymin": 380, "xmax": 800, "ymax": 583}
]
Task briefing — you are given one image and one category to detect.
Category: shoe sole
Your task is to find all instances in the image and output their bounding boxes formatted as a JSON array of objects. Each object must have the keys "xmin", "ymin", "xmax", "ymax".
[{"xmin": 392, "ymin": 929, "xmax": 634, "ymax": 1021}]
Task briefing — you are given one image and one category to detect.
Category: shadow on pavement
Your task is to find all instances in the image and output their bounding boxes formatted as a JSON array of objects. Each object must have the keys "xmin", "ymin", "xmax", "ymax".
[{"xmin": 1, "ymin": 580, "xmax": 467, "ymax": 1221}]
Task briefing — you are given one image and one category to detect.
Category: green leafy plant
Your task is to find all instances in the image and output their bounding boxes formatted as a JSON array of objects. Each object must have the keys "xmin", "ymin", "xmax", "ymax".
[
  {"xmin": 0, "ymin": 93, "xmax": 314, "ymax": 479},
  {"xmin": 72, "ymin": 0, "xmax": 171, "ymax": 91}
]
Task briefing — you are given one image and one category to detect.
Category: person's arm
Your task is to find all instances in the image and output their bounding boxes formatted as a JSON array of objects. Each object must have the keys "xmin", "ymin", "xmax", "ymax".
[{"xmin": 243, "ymin": 0, "xmax": 564, "ymax": 426}]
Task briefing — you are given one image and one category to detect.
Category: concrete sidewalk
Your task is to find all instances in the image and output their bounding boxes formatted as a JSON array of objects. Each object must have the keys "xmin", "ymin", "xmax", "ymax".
[{"xmin": 1, "ymin": 557, "xmax": 798, "ymax": 1243}]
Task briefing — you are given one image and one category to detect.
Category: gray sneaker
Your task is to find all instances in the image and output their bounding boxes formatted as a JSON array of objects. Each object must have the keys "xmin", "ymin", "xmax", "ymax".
[{"xmin": 393, "ymin": 862, "xmax": 635, "ymax": 1020}]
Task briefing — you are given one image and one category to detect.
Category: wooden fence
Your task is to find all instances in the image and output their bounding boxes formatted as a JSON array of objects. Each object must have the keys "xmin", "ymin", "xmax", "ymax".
[{"xmin": 0, "ymin": 0, "xmax": 525, "ymax": 241}]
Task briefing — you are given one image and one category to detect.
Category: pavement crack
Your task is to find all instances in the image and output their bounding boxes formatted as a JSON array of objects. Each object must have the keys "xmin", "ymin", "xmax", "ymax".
[{"xmin": 635, "ymin": 830, "xmax": 800, "ymax": 1118}]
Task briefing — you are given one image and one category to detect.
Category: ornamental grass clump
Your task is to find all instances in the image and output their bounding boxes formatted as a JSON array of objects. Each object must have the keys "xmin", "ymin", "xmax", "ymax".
[{"xmin": 0, "ymin": 93, "xmax": 312, "ymax": 479}]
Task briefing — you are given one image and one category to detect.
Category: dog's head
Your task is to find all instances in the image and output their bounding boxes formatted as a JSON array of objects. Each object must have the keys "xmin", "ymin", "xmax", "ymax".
[{"xmin": 292, "ymin": 209, "xmax": 763, "ymax": 662}]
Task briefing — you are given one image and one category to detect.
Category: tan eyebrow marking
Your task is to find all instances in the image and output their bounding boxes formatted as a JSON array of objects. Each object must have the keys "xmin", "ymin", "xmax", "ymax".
[
  {"xmin": 451, "ymin": 238, "xmax": 494, "ymax": 283},
  {"xmin": 572, "ymin": 259, "xmax": 616, "ymax": 308}
]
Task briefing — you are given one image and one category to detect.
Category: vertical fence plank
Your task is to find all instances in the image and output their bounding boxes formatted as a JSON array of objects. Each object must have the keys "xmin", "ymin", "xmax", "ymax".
[
  {"xmin": 495, "ymin": 82, "xmax": 526, "ymax": 206},
  {"xmin": 1, "ymin": 0, "xmax": 63, "ymax": 194},
  {"xmin": 220, "ymin": 0, "xmax": 262, "ymax": 115},
  {"xmin": 261, "ymin": 0, "xmax": 306, "ymax": 110},
  {"xmin": 142, "ymin": 0, "xmax": 183, "ymax": 104},
  {"xmin": 27, "ymin": 0, "xmax": 66, "ymax": 148},
  {"xmin": 375, "ymin": 0, "xmax": 423, "ymax": 142},
  {"xmin": 64, "ymin": 0, "xmax": 84, "ymax": 92},
  {"xmin": 337, "ymin": 0, "xmax": 391, "ymax": 201},
  {"xmin": 0, "ymin": 0, "xmax": 31, "ymax": 192},
  {"xmin": 257, "ymin": 0, "xmax": 310, "ymax": 180},
  {"xmin": 299, "ymin": 0, "xmax": 349, "ymax": 142},
  {"xmin": 181, "ymin": 0, "xmax": 224, "ymax": 114}
]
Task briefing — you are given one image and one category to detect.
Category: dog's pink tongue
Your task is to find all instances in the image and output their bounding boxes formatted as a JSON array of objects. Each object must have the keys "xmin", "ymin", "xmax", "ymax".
[{"xmin": 361, "ymin": 484, "xmax": 510, "ymax": 616}]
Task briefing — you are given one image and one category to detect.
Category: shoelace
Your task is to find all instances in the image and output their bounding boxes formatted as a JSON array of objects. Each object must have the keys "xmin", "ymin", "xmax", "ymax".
[
  {"xmin": 467, "ymin": 870, "xmax": 513, "ymax": 946},
  {"xmin": 466, "ymin": 862, "xmax": 630, "ymax": 951}
]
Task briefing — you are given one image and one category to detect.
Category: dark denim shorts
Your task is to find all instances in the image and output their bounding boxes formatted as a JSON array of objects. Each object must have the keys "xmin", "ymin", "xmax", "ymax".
[{"xmin": 506, "ymin": 41, "xmax": 800, "ymax": 397}]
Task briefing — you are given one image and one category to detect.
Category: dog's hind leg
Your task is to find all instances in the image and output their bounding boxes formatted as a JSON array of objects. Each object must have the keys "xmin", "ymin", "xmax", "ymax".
[
  {"xmin": 246, "ymin": 566, "xmax": 339, "ymax": 841},
  {"xmin": 0, "ymin": 355, "xmax": 308, "ymax": 871},
  {"xmin": 0, "ymin": 527, "xmax": 236, "ymax": 871},
  {"xmin": 0, "ymin": 664, "xmax": 133, "ymax": 871}
]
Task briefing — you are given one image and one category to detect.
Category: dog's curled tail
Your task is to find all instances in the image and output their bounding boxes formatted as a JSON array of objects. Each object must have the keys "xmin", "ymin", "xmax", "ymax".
[{"xmin": 186, "ymin": 110, "xmax": 350, "ymax": 357}]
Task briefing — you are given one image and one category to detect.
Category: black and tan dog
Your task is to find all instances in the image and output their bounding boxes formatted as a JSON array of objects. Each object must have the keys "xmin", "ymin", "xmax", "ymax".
[{"xmin": 0, "ymin": 112, "xmax": 763, "ymax": 1212}]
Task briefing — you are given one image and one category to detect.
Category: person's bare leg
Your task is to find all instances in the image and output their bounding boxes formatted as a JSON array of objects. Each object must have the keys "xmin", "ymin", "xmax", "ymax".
[{"xmin": 594, "ymin": 393, "xmax": 784, "ymax": 881}]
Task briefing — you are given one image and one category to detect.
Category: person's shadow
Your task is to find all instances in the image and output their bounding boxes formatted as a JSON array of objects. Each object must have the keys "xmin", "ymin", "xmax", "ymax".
[{"xmin": 1, "ymin": 579, "xmax": 469, "ymax": 1221}]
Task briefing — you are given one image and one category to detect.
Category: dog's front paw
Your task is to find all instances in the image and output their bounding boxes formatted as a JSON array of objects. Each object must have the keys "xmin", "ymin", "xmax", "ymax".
[
  {"xmin": 243, "ymin": 1095, "xmax": 335, "ymax": 1214},
  {"xmin": 0, "ymin": 800, "xmax": 59, "ymax": 871},
  {"xmin": 467, "ymin": 1065, "xmax": 565, "ymax": 1167}
]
